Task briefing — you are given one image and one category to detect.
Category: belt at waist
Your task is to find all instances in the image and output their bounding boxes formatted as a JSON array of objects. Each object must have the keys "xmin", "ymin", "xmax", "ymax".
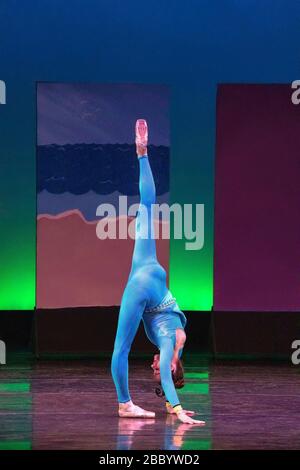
[{"xmin": 144, "ymin": 294, "xmax": 177, "ymax": 314}]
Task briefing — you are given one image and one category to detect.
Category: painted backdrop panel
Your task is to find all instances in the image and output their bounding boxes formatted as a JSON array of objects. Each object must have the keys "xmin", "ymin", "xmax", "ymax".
[{"xmin": 36, "ymin": 83, "xmax": 170, "ymax": 308}]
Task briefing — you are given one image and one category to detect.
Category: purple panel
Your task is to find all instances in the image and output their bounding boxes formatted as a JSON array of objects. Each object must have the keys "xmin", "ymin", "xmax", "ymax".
[{"xmin": 214, "ymin": 84, "xmax": 300, "ymax": 311}]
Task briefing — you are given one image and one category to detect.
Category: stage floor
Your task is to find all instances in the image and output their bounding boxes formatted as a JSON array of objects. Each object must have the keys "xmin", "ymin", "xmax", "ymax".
[{"xmin": 0, "ymin": 355, "xmax": 299, "ymax": 450}]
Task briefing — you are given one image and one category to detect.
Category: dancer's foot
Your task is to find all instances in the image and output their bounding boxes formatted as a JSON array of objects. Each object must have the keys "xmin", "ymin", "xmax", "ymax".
[
  {"xmin": 135, "ymin": 119, "xmax": 148, "ymax": 157},
  {"xmin": 119, "ymin": 400, "xmax": 155, "ymax": 418}
]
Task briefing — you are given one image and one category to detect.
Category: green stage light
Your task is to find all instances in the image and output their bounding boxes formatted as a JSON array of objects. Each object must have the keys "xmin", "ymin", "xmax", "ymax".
[
  {"xmin": 185, "ymin": 372, "xmax": 209, "ymax": 379},
  {"xmin": 0, "ymin": 253, "xmax": 35, "ymax": 310},
  {"xmin": 182, "ymin": 439, "xmax": 211, "ymax": 450},
  {"xmin": 0, "ymin": 395, "xmax": 32, "ymax": 411},
  {"xmin": 0, "ymin": 383, "xmax": 30, "ymax": 393},
  {"xmin": 179, "ymin": 383, "xmax": 209, "ymax": 394},
  {"xmin": 0, "ymin": 441, "xmax": 31, "ymax": 450},
  {"xmin": 169, "ymin": 236, "xmax": 213, "ymax": 311}
]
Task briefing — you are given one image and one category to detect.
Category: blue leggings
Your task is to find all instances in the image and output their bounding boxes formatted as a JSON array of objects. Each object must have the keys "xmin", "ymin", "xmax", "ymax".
[{"xmin": 111, "ymin": 155, "xmax": 182, "ymax": 407}]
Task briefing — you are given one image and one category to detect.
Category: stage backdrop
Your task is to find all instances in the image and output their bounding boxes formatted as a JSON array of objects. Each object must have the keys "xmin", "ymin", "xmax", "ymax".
[
  {"xmin": 214, "ymin": 84, "xmax": 300, "ymax": 311},
  {"xmin": 2, "ymin": 2, "xmax": 300, "ymax": 312},
  {"xmin": 36, "ymin": 83, "xmax": 170, "ymax": 308}
]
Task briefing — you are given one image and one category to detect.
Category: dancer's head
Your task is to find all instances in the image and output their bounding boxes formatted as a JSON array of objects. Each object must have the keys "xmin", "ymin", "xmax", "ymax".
[
  {"xmin": 151, "ymin": 328, "xmax": 186, "ymax": 390},
  {"xmin": 151, "ymin": 353, "xmax": 185, "ymax": 389}
]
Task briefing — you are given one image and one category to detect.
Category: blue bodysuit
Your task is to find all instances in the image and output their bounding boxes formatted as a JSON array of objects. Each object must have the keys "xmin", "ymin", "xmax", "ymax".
[{"xmin": 111, "ymin": 154, "xmax": 187, "ymax": 407}]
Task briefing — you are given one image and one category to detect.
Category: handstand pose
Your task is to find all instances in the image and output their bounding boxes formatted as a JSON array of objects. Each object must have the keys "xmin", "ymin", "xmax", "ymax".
[{"xmin": 111, "ymin": 119, "xmax": 205, "ymax": 425}]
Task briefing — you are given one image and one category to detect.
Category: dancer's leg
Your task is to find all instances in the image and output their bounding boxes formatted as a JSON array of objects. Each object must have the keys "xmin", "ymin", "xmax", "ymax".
[
  {"xmin": 131, "ymin": 155, "xmax": 157, "ymax": 271},
  {"xmin": 111, "ymin": 121, "xmax": 158, "ymax": 418},
  {"xmin": 112, "ymin": 144, "xmax": 156, "ymax": 397},
  {"xmin": 111, "ymin": 282, "xmax": 155, "ymax": 417},
  {"xmin": 111, "ymin": 283, "xmax": 147, "ymax": 402}
]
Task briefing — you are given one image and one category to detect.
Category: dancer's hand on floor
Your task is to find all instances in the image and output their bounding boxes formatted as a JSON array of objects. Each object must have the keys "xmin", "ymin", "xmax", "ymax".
[
  {"xmin": 180, "ymin": 410, "xmax": 196, "ymax": 416},
  {"xmin": 166, "ymin": 405, "xmax": 195, "ymax": 416},
  {"xmin": 177, "ymin": 411, "xmax": 206, "ymax": 425}
]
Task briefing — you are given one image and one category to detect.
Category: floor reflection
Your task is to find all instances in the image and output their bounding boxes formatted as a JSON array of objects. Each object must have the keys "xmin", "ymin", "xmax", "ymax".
[
  {"xmin": 117, "ymin": 419, "xmax": 156, "ymax": 450},
  {"xmin": 116, "ymin": 357, "xmax": 212, "ymax": 450},
  {"xmin": 1, "ymin": 355, "xmax": 298, "ymax": 449},
  {"xmin": 0, "ymin": 353, "xmax": 32, "ymax": 450},
  {"xmin": 0, "ymin": 355, "xmax": 211, "ymax": 450}
]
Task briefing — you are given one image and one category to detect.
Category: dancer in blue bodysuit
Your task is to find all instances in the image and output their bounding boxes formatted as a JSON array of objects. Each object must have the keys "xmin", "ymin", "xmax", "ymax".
[{"xmin": 111, "ymin": 120, "xmax": 205, "ymax": 425}]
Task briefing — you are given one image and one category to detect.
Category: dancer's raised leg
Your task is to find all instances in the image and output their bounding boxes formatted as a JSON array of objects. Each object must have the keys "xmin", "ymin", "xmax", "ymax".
[{"xmin": 130, "ymin": 126, "xmax": 157, "ymax": 271}]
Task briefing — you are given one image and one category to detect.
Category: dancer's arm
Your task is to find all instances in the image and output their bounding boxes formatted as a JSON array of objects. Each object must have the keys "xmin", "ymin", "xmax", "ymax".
[
  {"xmin": 159, "ymin": 337, "xmax": 181, "ymax": 408},
  {"xmin": 159, "ymin": 337, "xmax": 205, "ymax": 425}
]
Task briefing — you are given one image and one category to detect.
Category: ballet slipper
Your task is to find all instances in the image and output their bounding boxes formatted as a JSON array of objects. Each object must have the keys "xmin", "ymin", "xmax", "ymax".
[
  {"xmin": 135, "ymin": 119, "xmax": 148, "ymax": 157},
  {"xmin": 135, "ymin": 119, "xmax": 148, "ymax": 147},
  {"xmin": 119, "ymin": 400, "xmax": 155, "ymax": 418}
]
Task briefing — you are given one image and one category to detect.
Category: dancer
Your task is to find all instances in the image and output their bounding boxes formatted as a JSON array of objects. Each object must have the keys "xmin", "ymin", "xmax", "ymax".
[{"xmin": 111, "ymin": 119, "xmax": 205, "ymax": 425}]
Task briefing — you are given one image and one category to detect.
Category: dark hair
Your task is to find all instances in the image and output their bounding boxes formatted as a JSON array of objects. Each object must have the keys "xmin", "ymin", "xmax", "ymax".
[
  {"xmin": 154, "ymin": 359, "xmax": 185, "ymax": 397},
  {"xmin": 172, "ymin": 359, "xmax": 185, "ymax": 389}
]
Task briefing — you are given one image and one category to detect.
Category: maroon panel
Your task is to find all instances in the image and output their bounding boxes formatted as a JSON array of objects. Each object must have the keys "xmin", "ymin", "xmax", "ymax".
[{"xmin": 214, "ymin": 84, "xmax": 300, "ymax": 311}]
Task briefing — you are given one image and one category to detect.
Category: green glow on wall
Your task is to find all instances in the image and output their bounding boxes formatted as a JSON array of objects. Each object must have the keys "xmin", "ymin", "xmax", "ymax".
[
  {"xmin": 169, "ymin": 231, "xmax": 213, "ymax": 311},
  {"xmin": 0, "ymin": 253, "xmax": 35, "ymax": 310},
  {"xmin": 169, "ymin": 132, "xmax": 214, "ymax": 311},
  {"xmin": 0, "ymin": 204, "xmax": 36, "ymax": 310}
]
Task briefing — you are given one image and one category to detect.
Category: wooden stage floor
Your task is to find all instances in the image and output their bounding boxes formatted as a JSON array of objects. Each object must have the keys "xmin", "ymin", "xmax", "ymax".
[{"xmin": 0, "ymin": 355, "xmax": 299, "ymax": 450}]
